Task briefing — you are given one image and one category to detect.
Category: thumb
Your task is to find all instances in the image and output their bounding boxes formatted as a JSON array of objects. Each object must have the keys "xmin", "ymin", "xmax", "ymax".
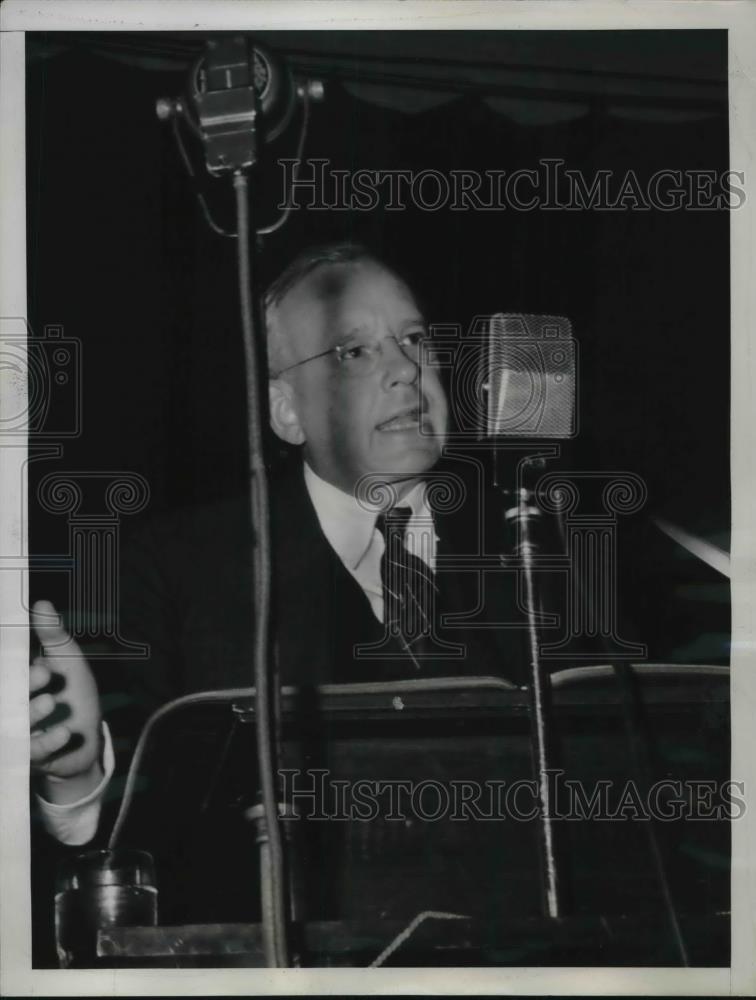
[{"xmin": 31, "ymin": 600, "xmax": 72, "ymax": 652}]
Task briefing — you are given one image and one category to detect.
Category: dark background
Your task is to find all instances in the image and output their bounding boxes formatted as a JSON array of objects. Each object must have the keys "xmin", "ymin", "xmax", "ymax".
[
  {"xmin": 25, "ymin": 29, "xmax": 732, "ymax": 968},
  {"xmin": 26, "ymin": 30, "xmax": 730, "ymax": 661}
]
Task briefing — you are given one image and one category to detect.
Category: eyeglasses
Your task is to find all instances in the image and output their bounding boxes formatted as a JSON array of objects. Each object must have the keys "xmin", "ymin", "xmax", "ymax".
[{"xmin": 274, "ymin": 329, "xmax": 429, "ymax": 379}]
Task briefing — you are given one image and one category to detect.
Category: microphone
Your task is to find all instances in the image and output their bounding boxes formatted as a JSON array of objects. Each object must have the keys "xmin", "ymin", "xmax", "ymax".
[
  {"xmin": 481, "ymin": 313, "xmax": 577, "ymax": 440},
  {"xmin": 191, "ymin": 37, "xmax": 294, "ymax": 174},
  {"xmin": 156, "ymin": 36, "xmax": 322, "ymax": 176},
  {"xmin": 433, "ymin": 313, "xmax": 577, "ymax": 446}
]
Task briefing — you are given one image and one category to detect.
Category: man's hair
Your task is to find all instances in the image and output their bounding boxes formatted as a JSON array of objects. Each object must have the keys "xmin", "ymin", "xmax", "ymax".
[
  {"xmin": 264, "ymin": 241, "xmax": 391, "ymax": 375},
  {"xmin": 264, "ymin": 242, "xmax": 381, "ymax": 312}
]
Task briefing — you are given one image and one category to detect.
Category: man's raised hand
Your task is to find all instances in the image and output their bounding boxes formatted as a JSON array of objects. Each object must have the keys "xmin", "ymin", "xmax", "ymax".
[{"xmin": 30, "ymin": 600, "xmax": 104, "ymax": 804}]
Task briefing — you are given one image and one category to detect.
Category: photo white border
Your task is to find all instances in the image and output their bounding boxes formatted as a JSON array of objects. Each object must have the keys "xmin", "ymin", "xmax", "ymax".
[{"xmin": 1, "ymin": 1, "xmax": 754, "ymax": 995}]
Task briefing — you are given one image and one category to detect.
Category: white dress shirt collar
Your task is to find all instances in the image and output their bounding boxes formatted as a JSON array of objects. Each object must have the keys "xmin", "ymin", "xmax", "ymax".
[{"xmin": 303, "ymin": 462, "xmax": 431, "ymax": 573}]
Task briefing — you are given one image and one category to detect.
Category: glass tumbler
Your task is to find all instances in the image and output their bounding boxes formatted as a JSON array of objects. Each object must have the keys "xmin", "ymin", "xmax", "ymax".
[{"xmin": 55, "ymin": 849, "xmax": 157, "ymax": 967}]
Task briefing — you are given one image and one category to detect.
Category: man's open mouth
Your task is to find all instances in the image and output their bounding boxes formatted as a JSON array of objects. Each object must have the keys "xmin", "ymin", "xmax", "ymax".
[{"xmin": 376, "ymin": 406, "xmax": 427, "ymax": 432}]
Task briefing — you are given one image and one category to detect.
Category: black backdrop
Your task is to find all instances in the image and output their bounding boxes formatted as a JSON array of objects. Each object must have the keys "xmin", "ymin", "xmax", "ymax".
[
  {"xmin": 26, "ymin": 30, "xmax": 730, "ymax": 652},
  {"xmin": 25, "ymin": 29, "xmax": 732, "ymax": 967}
]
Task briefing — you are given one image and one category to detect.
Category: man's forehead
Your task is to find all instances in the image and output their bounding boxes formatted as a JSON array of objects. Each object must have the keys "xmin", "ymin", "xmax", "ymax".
[
  {"xmin": 282, "ymin": 260, "xmax": 419, "ymax": 323},
  {"xmin": 270, "ymin": 261, "xmax": 422, "ymax": 365}
]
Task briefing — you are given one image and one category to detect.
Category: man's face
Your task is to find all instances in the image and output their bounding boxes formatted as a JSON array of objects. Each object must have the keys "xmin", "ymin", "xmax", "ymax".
[{"xmin": 273, "ymin": 261, "xmax": 448, "ymax": 496}]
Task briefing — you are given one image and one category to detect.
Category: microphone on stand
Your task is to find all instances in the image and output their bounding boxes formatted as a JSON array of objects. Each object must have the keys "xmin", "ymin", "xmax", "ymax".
[
  {"xmin": 153, "ymin": 36, "xmax": 324, "ymax": 967},
  {"xmin": 475, "ymin": 315, "xmax": 692, "ymax": 962},
  {"xmin": 156, "ymin": 37, "xmax": 323, "ymax": 176},
  {"xmin": 471, "ymin": 312, "xmax": 577, "ymax": 919}
]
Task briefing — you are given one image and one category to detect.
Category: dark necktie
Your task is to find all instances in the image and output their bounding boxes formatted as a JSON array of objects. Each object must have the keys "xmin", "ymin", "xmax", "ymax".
[{"xmin": 376, "ymin": 506, "xmax": 438, "ymax": 661}]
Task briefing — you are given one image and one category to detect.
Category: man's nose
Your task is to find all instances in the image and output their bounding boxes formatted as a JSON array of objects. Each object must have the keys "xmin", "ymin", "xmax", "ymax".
[{"xmin": 380, "ymin": 335, "xmax": 418, "ymax": 386}]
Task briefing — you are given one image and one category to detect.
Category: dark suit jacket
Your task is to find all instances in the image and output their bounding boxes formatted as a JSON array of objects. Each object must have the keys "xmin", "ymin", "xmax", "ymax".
[
  {"xmin": 111, "ymin": 454, "xmax": 527, "ymax": 721},
  {"xmin": 81, "ymin": 462, "xmax": 524, "ymax": 922}
]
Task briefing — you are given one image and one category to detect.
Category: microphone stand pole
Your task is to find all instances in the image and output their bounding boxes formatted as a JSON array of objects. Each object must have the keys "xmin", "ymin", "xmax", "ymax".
[
  {"xmin": 156, "ymin": 37, "xmax": 326, "ymax": 966},
  {"xmin": 232, "ymin": 171, "xmax": 289, "ymax": 967},
  {"xmin": 503, "ymin": 459, "xmax": 563, "ymax": 920},
  {"xmin": 160, "ymin": 36, "xmax": 292, "ymax": 966}
]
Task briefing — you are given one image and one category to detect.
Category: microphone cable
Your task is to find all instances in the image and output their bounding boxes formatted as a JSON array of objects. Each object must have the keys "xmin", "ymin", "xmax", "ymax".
[{"xmin": 549, "ymin": 493, "xmax": 690, "ymax": 965}]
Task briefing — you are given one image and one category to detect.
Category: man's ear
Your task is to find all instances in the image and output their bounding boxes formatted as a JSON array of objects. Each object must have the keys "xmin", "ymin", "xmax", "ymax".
[{"xmin": 269, "ymin": 379, "xmax": 306, "ymax": 446}]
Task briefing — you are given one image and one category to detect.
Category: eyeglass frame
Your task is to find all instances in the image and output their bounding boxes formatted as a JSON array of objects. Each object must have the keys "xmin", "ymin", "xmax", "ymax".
[{"xmin": 272, "ymin": 328, "xmax": 430, "ymax": 379}]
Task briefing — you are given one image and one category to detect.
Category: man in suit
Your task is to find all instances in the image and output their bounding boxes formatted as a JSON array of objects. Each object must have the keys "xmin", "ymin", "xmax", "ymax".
[
  {"xmin": 28, "ymin": 244, "xmax": 528, "ymax": 955},
  {"xmin": 31, "ymin": 245, "xmax": 522, "ymax": 960},
  {"xmin": 30, "ymin": 243, "xmax": 524, "ymax": 811}
]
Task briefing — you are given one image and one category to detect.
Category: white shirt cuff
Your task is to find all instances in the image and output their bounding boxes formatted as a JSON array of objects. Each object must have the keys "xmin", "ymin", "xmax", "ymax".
[{"xmin": 35, "ymin": 722, "xmax": 115, "ymax": 846}]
